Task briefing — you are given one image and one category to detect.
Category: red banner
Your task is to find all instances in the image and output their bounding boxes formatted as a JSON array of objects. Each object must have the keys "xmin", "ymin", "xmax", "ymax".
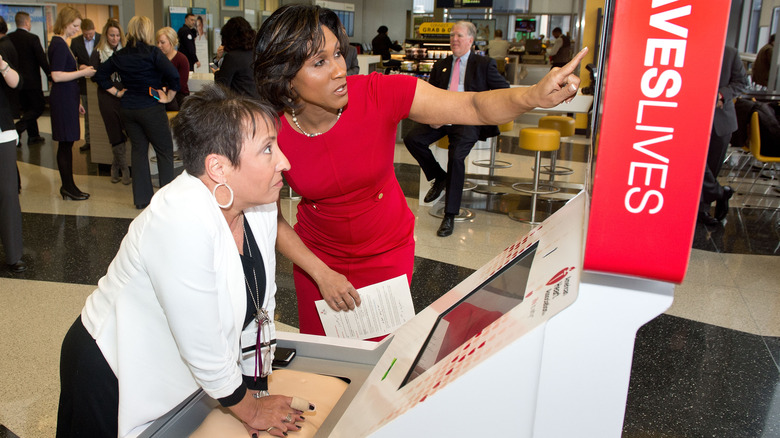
[{"xmin": 584, "ymin": 0, "xmax": 731, "ymax": 283}]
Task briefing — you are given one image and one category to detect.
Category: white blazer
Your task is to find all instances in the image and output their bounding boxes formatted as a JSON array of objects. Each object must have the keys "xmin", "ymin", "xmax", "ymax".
[{"xmin": 81, "ymin": 172, "xmax": 278, "ymax": 437}]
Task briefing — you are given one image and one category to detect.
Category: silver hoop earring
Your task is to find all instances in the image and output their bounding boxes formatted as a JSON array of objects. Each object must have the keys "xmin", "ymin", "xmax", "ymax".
[{"xmin": 212, "ymin": 183, "xmax": 234, "ymax": 209}]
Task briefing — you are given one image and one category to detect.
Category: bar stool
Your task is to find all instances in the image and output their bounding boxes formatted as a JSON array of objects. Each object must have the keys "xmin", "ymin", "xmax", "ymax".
[
  {"xmin": 509, "ymin": 127, "xmax": 561, "ymax": 224},
  {"xmin": 428, "ymin": 137, "xmax": 475, "ymax": 221},
  {"xmin": 537, "ymin": 115, "xmax": 575, "ymax": 177},
  {"xmin": 473, "ymin": 121, "xmax": 514, "ymax": 195}
]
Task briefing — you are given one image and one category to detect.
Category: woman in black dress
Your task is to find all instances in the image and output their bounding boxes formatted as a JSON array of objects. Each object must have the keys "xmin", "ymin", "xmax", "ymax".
[{"xmin": 48, "ymin": 6, "xmax": 96, "ymax": 200}]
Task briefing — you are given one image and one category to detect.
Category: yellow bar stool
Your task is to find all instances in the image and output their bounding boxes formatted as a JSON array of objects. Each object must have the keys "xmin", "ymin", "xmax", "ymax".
[
  {"xmin": 473, "ymin": 121, "xmax": 515, "ymax": 195},
  {"xmin": 509, "ymin": 127, "xmax": 561, "ymax": 224},
  {"xmin": 743, "ymin": 111, "xmax": 780, "ymax": 204},
  {"xmin": 428, "ymin": 137, "xmax": 475, "ymax": 221},
  {"xmin": 538, "ymin": 115, "xmax": 575, "ymax": 177}
]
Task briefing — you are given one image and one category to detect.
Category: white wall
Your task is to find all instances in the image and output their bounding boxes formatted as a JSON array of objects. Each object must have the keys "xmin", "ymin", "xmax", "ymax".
[{"xmin": 361, "ymin": 0, "xmax": 412, "ymax": 46}]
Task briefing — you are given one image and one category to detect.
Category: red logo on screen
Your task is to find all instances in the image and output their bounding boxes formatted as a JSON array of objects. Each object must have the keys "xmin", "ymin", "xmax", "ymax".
[{"xmin": 546, "ymin": 267, "xmax": 575, "ymax": 285}]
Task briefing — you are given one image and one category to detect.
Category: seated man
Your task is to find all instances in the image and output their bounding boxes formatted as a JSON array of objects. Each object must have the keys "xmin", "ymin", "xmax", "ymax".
[{"xmin": 404, "ymin": 21, "xmax": 509, "ymax": 237}]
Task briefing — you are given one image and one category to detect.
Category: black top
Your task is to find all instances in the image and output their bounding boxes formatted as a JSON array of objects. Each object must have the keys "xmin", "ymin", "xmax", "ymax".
[
  {"xmin": 214, "ymin": 49, "xmax": 259, "ymax": 98},
  {"xmin": 371, "ymin": 33, "xmax": 402, "ymax": 61},
  {"xmin": 177, "ymin": 25, "xmax": 198, "ymax": 69},
  {"xmin": 94, "ymin": 41, "xmax": 180, "ymax": 110},
  {"xmin": 218, "ymin": 216, "xmax": 268, "ymax": 407},
  {"xmin": 6, "ymin": 28, "xmax": 50, "ymax": 90}
]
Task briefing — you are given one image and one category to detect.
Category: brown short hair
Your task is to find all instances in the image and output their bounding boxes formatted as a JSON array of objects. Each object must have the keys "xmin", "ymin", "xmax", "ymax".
[
  {"xmin": 53, "ymin": 6, "xmax": 82, "ymax": 35},
  {"xmin": 14, "ymin": 12, "xmax": 30, "ymax": 28},
  {"xmin": 81, "ymin": 18, "xmax": 95, "ymax": 31},
  {"xmin": 171, "ymin": 84, "xmax": 280, "ymax": 176},
  {"xmin": 253, "ymin": 4, "xmax": 349, "ymax": 112}
]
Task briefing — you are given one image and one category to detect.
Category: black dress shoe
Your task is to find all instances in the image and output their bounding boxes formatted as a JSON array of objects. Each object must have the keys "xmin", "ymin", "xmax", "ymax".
[
  {"xmin": 714, "ymin": 185, "xmax": 734, "ymax": 221},
  {"xmin": 437, "ymin": 214, "xmax": 455, "ymax": 237},
  {"xmin": 60, "ymin": 187, "xmax": 88, "ymax": 201},
  {"xmin": 424, "ymin": 178, "xmax": 447, "ymax": 203},
  {"xmin": 27, "ymin": 136, "xmax": 45, "ymax": 145},
  {"xmin": 697, "ymin": 210, "xmax": 720, "ymax": 226},
  {"xmin": 79, "ymin": 143, "xmax": 90, "ymax": 151},
  {"xmin": 135, "ymin": 203, "xmax": 149, "ymax": 210},
  {"xmin": 7, "ymin": 260, "xmax": 27, "ymax": 273}
]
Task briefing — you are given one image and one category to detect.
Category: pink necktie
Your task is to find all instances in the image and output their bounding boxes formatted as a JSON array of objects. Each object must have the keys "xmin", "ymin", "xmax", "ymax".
[{"xmin": 449, "ymin": 57, "xmax": 460, "ymax": 91}]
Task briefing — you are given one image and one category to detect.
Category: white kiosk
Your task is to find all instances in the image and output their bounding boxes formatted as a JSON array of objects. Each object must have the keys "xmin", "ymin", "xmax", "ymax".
[
  {"xmin": 139, "ymin": 0, "xmax": 733, "ymax": 436},
  {"xmin": 138, "ymin": 193, "xmax": 671, "ymax": 438}
]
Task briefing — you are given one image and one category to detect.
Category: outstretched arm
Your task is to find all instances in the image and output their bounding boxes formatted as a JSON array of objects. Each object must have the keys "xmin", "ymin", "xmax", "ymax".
[{"xmin": 409, "ymin": 47, "xmax": 588, "ymax": 126}]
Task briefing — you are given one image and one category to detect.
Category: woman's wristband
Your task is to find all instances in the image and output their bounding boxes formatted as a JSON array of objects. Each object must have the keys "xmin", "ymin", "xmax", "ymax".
[
  {"xmin": 114, "ymin": 89, "xmax": 118, "ymax": 97},
  {"xmin": 0, "ymin": 64, "xmax": 10, "ymax": 75}
]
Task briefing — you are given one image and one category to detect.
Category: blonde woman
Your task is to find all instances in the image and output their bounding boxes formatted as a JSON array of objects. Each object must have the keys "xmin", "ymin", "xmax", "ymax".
[
  {"xmin": 49, "ymin": 6, "xmax": 96, "ymax": 200},
  {"xmin": 94, "ymin": 16, "xmax": 180, "ymax": 209},
  {"xmin": 156, "ymin": 26, "xmax": 189, "ymax": 110},
  {"xmin": 90, "ymin": 18, "xmax": 130, "ymax": 185}
]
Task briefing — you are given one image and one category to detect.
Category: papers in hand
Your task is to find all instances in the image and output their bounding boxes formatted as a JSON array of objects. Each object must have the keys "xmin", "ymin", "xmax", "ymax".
[{"xmin": 315, "ymin": 275, "xmax": 414, "ymax": 340}]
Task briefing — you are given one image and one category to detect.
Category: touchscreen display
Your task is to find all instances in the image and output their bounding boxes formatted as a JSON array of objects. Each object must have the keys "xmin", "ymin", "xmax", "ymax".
[{"xmin": 401, "ymin": 241, "xmax": 538, "ymax": 387}]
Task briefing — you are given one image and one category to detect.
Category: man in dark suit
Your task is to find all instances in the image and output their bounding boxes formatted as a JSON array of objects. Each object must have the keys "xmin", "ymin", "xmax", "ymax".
[
  {"xmin": 404, "ymin": 21, "xmax": 509, "ymax": 237},
  {"xmin": 8, "ymin": 11, "xmax": 49, "ymax": 146},
  {"xmin": 698, "ymin": 45, "xmax": 746, "ymax": 226},
  {"xmin": 70, "ymin": 18, "xmax": 100, "ymax": 151},
  {"xmin": 177, "ymin": 13, "xmax": 199, "ymax": 71}
]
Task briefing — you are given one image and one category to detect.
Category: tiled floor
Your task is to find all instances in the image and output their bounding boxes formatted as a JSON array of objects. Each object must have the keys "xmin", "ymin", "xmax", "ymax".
[{"xmin": 0, "ymin": 115, "xmax": 778, "ymax": 437}]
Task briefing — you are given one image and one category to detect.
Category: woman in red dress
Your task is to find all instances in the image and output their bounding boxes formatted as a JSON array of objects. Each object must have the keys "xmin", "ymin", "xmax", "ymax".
[{"xmin": 254, "ymin": 5, "xmax": 586, "ymax": 337}]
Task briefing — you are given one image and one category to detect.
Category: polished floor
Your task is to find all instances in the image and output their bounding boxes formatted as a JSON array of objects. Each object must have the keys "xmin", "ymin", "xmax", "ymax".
[{"xmin": 0, "ymin": 114, "xmax": 778, "ymax": 437}]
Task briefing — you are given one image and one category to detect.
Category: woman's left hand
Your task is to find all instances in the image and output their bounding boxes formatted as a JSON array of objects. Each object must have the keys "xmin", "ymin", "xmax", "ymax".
[
  {"xmin": 524, "ymin": 47, "xmax": 589, "ymax": 108},
  {"xmin": 78, "ymin": 104, "xmax": 85, "ymax": 115},
  {"xmin": 233, "ymin": 394, "xmax": 304, "ymax": 437}
]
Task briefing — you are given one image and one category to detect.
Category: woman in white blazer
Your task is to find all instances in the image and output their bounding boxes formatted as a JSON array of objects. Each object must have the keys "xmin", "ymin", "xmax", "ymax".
[{"xmin": 57, "ymin": 84, "xmax": 304, "ymax": 438}]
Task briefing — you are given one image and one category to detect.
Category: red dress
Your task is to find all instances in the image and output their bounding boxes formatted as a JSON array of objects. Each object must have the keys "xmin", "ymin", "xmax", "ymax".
[{"xmin": 279, "ymin": 73, "xmax": 418, "ymax": 336}]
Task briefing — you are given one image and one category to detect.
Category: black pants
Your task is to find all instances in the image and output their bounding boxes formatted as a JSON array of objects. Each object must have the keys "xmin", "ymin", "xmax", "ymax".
[
  {"xmin": 57, "ymin": 316, "xmax": 119, "ymax": 438},
  {"xmin": 699, "ymin": 127, "xmax": 730, "ymax": 212},
  {"xmin": 121, "ymin": 105, "xmax": 174, "ymax": 207},
  {"xmin": 15, "ymin": 89, "xmax": 45, "ymax": 139},
  {"xmin": 404, "ymin": 123, "xmax": 480, "ymax": 215},
  {"xmin": 0, "ymin": 139, "xmax": 23, "ymax": 264}
]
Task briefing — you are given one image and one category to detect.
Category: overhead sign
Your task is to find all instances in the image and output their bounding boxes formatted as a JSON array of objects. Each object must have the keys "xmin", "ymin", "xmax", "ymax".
[
  {"xmin": 418, "ymin": 22, "xmax": 454, "ymax": 35},
  {"xmin": 584, "ymin": 0, "xmax": 731, "ymax": 283}
]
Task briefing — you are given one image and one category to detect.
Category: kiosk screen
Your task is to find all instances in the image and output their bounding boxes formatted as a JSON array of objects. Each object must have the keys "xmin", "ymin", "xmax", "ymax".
[{"xmin": 401, "ymin": 242, "xmax": 538, "ymax": 387}]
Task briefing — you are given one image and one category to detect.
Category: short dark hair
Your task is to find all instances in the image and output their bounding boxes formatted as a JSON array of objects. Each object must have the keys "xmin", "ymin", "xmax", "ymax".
[
  {"xmin": 377, "ymin": 25, "xmax": 388, "ymax": 34},
  {"xmin": 81, "ymin": 18, "xmax": 95, "ymax": 31},
  {"xmin": 552, "ymin": 27, "xmax": 562, "ymax": 34},
  {"xmin": 0, "ymin": 17, "xmax": 7, "ymax": 35},
  {"xmin": 14, "ymin": 12, "xmax": 30, "ymax": 27},
  {"xmin": 221, "ymin": 16, "xmax": 255, "ymax": 51},
  {"xmin": 253, "ymin": 4, "xmax": 349, "ymax": 112},
  {"xmin": 185, "ymin": 13, "xmax": 195, "ymax": 20},
  {"xmin": 171, "ymin": 84, "xmax": 279, "ymax": 177}
]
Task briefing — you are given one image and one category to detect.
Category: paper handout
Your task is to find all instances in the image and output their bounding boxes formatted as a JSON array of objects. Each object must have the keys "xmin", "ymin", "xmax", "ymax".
[{"xmin": 315, "ymin": 275, "xmax": 414, "ymax": 339}]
